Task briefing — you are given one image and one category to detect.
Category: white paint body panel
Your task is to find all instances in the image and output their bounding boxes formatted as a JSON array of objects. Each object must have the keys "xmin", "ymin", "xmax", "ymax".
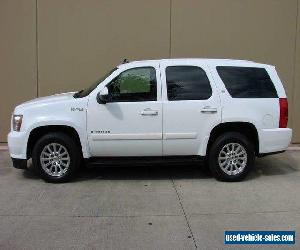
[
  {"xmin": 8, "ymin": 92, "xmax": 89, "ymax": 159},
  {"xmin": 87, "ymin": 61, "xmax": 162, "ymax": 156},
  {"xmin": 160, "ymin": 60, "xmax": 221, "ymax": 156},
  {"xmin": 7, "ymin": 58, "xmax": 292, "ymax": 160},
  {"xmin": 207, "ymin": 61, "xmax": 292, "ymax": 154}
]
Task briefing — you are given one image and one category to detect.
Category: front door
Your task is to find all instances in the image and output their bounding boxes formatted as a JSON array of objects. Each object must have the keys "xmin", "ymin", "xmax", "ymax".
[{"xmin": 87, "ymin": 63, "xmax": 162, "ymax": 156}]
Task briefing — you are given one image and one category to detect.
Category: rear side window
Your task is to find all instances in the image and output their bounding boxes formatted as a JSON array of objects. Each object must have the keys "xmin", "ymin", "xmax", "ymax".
[
  {"xmin": 166, "ymin": 66, "xmax": 212, "ymax": 101},
  {"xmin": 216, "ymin": 66, "xmax": 278, "ymax": 98}
]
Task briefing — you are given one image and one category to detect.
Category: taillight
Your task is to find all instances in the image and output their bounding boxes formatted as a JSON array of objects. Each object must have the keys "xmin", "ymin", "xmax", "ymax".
[{"xmin": 279, "ymin": 98, "xmax": 288, "ymax": 128}]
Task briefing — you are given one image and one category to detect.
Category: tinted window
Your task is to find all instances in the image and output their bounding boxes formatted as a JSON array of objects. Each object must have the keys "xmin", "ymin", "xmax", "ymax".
[
  {"xmin": 166, "ymin": 66, "xmax": 212, "ymax": 101},
  {"xmin": 216, "ymin": 66, "xmax": 278, "ymax": 98},
  {"xmin": 107, "ymin": 67, "xmax": 157, "ymax": 102}
]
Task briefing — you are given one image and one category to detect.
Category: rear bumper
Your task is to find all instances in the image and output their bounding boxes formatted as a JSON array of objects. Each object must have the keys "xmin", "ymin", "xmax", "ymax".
[
  {"xmin": 258, "ymin": 150, "xmax": 285, "ymax": 158},
  {"xmin": 259, "ymin": 128, "xmax": 292, "ymax": 154},
  {"xmin": 11, "ymin": 158, "xmax": 27, "ymax": 169}
]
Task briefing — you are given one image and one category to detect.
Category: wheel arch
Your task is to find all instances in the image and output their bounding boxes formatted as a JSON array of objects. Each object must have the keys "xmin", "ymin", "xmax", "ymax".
[
  {"xmin": 27, "ymin": 125, "xmax": 86, "ymax": 159},
  {"xmin": 206, "ymin": 122, "xmax": 259, "ymax": 156}
]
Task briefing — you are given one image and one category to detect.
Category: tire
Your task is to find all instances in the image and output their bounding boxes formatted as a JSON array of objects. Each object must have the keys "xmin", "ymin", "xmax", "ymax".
[
  {"xmin": 208, "ymin": 132, "xmax": 255, "ymax": 182},
  {"xmin": 32, "ymin": 132, "xmax": 81, "ymax": 183}
]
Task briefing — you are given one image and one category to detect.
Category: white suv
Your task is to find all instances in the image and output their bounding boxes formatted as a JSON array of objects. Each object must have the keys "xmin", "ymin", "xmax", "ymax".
[{"xmin": 8, "ymin": 59, "xmax": 292, "ymax": 182}]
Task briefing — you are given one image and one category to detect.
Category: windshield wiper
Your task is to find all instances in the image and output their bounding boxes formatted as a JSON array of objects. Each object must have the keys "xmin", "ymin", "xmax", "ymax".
[{"xmin": 73, "ymin": 89, "xmax": 84, "ymax": 98}]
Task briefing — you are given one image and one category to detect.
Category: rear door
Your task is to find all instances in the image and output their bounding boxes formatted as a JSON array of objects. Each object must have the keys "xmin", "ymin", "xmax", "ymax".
[{"xmin": 161, "ymin": 61, "xmax": 221, "ymax": 156}]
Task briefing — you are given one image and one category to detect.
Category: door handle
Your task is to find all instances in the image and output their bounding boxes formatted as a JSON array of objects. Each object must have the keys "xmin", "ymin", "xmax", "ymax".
[
  {"xmin": 140, "ymin": 108, "xmax": 159, "ymax": 116},
  {"xmin": 201, "ymin": 106, "xmax": 217, "ymax": 114}
]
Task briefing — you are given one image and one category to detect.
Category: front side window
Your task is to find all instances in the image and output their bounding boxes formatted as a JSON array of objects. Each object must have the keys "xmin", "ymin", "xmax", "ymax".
[
  {"xmin": 107, "ymin": 67, "xmax": 157, "ymax": 102},
  {"xmin": 166, "ymin": 66, "xmax": 212, "ymax": 101},
  {"xmin": 216, "ymin": 66, "xmax": 278, "ymax": 98}
]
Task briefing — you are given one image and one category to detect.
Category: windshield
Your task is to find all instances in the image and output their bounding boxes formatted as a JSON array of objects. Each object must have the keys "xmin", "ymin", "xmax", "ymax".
[{"xmin": 74, "ymin": 67, "xmax": 118, "ymax": 98}]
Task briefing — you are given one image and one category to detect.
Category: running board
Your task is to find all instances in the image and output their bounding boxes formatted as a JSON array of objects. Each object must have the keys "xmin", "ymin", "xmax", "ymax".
[{"xmin": 86, "ymin": 156, "xmax": 205, "ymax": 167}]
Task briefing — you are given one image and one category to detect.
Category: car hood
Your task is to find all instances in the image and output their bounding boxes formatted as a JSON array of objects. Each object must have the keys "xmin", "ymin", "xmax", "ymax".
[{"xmin": 16, "ymin": 92, "xmax": 76, "ymax": 111}]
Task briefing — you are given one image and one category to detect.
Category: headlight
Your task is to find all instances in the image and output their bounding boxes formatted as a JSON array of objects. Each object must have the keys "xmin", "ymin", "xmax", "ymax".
[{"xmin": 13, "ymin": 115, "xmax": 23, "ymax": 132}]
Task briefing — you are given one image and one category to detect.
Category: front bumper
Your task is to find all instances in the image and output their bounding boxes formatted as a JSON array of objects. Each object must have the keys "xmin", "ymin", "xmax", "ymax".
[
  {"xmin": 11, "ymin": 158, "xmax": 27, "ymax": 169},
  {"xmin": 7, "ymin": 131, "xmax": 28, "ymax": 159}
]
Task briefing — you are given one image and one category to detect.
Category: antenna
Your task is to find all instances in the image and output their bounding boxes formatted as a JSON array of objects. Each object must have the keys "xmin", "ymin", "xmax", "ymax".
[{"xmin": 122, "ymin": 58, "xmax": 129, "ymax": 64}]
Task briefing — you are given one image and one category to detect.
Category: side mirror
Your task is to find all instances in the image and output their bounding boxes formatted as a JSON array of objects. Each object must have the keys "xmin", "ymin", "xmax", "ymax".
[{"xmin": 97, "ymin": 87, "xmax": 109, "ymax": 104}]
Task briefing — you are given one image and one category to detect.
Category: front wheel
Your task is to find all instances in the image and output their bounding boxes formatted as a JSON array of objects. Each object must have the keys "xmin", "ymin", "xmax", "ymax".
[
  {"xmin": 32, "ymin": 132, "xmax": 81, "ymax": 183},
  {"xmin": 208, "ymin": 132, "xmax": 255, "ymax": 182}
]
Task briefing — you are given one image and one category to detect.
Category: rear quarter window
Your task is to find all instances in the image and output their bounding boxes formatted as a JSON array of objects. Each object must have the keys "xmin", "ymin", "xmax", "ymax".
[{"xmin": 216, "ymin": 66, "xmax": 278, "ymax": 98}]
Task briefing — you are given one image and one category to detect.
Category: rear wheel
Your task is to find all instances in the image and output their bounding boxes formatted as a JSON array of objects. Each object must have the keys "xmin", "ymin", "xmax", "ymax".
[
  {"xmin": 208, "ymin": 132, "xmax": 255, "ymax": 181},
  {"xmin": 32, "ymin": 132, "xmax": 81, "ymax": 183}
]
